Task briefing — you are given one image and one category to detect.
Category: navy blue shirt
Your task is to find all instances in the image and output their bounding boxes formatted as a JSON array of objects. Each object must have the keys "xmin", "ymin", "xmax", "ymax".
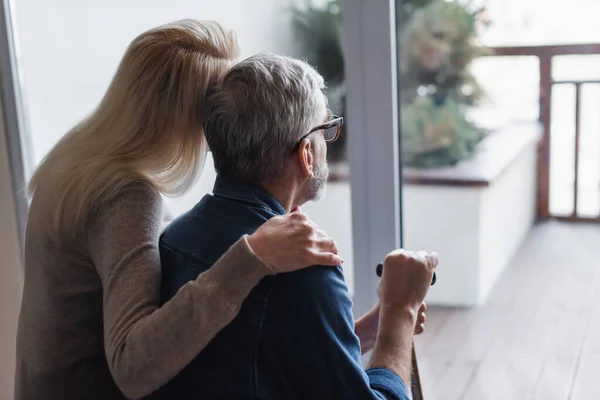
[{"xmin": 149, "ymin": 176, "xmax": 409, "ymax": 400}]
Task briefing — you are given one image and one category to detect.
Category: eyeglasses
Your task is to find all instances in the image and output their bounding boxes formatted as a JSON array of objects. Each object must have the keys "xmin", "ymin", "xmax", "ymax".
[{"xmin": 292, "ymin": 115, "xmax": 344, "ymax": 152}]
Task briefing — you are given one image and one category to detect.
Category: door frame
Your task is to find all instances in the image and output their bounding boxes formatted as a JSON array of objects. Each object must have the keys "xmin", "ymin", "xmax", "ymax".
[
  {"xmin": 344, "ymin": 0, "xmax": 402, "ymax": 314},
  {"xmin": 1, "ymin": 0, "xmax": 30, "ymax": 257},
  {"xmin": 344, "ymin": 1, "xmax": 423, "ymax": 397}
]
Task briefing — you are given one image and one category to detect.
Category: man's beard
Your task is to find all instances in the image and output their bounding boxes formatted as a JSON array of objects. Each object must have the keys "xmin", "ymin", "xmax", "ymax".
[{"xmin": 303, "ymin": 149, "xmax": 329, "ymax": 202}]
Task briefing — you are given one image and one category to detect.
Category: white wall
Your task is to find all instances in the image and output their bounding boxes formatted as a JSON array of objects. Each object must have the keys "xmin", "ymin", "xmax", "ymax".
[
  {"xmin": 402, "ymin": 142, "xmax": 538, "ymax": 306},
  {"xmin": 0, "ymin": 98, "xmax": 23, "ymax": 400},
  {"xmin": 479, "ymin": 143, "xmax": 537, "ymax": 299},
  {"xmin": 12, "ymin": 0, "xmax": 301, "ymax": 215}
]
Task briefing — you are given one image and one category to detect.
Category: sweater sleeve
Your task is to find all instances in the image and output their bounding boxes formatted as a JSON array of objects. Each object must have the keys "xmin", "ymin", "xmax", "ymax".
[{"xmin": 86, "ymin": 182, "xmax": 272, "ymax": 399}]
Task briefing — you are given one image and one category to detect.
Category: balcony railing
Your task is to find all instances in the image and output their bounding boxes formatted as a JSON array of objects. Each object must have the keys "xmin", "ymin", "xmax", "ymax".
[{"xmin": 491, "ymin": 44, "xmax": 600, "ymax": 222}]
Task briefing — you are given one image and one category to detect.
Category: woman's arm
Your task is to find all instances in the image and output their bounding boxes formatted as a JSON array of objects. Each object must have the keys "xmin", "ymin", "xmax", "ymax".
[{"xmin": 87, "ymin": 182, "xmax": 341, "ymax": 399}]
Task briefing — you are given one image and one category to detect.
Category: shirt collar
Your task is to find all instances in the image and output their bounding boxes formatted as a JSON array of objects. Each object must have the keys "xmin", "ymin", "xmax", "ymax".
[{"xmin": 212, "ymin": 175, "xmax": 287, "ymax": 216}]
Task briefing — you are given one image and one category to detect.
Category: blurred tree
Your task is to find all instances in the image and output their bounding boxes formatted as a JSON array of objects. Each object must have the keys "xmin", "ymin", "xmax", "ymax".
[{"xmin": 399, "ymin": 0, "xmax": 492, "ymax": 167}]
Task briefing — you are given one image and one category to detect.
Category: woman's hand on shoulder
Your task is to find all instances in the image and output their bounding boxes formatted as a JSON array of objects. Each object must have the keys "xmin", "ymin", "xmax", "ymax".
[{"xmin": 247, "ymin": 208, "xmax": 343, "ymax": 273}]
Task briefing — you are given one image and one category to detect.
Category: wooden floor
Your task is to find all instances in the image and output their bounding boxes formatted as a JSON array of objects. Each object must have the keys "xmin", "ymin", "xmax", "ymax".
[{"xmin": 415, "ymin": 222, "xmax": 600, "ymax": 400}]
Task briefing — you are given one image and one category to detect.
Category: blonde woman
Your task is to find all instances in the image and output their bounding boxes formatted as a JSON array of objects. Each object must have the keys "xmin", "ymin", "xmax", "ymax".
[{"xmin": 15, "ymin": 20, "xmax": 342, "ymax": 400}]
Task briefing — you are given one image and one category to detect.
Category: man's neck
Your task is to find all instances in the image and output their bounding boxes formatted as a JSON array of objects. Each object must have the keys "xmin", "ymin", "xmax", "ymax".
[{"xmin": 262, "ymin": 180, "xmax": 304, "ymax": 213}]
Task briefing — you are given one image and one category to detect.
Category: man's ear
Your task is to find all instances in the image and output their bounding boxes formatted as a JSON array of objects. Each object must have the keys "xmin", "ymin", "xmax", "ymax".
[{"xmin": 296, "ymin": 138, "xmax": 315, "ymax": 178}]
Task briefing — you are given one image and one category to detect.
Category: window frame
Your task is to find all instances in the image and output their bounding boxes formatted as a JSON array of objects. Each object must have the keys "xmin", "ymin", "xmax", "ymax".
[
  {"xmin": 1, "ymin": 0, "xmax": 30, "ymax": 258},
  {"xmin": 343, "ymin": 0, "xmax": 403, "ymax": 317}
]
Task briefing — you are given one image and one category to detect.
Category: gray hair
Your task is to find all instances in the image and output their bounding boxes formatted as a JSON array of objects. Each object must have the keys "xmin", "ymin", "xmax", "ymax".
[{"xmin": 202, "ymin": 52, "xmax": 327, "ymax": 183}]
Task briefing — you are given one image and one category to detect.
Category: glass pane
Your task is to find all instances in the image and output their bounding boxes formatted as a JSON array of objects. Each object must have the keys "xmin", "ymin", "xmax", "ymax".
[
  {"xmin": 553, "ymin": 55, "xmax": 600, "ymax": 82},
  {"xmin": 470, "ymin": 56, "xmax": 539, "ymax": 125},
  {"xmin": 480, "ymin": 0, "xmax": 600, "ymax": 46},
  {"xmin": 397, "ymin": 0, "xmax": 540, "ymax": 311},
  {"xmin": 549, "ymin": 84, "xmax": 576, "ymax": 216},
  {"xmin": 577, "ymin": 84, "xmax": 600, "ymax": 218},
  {"xmin": 13, "ymin": 0, "xmax": 354, "ymax": 293},
  {"xmin": 398, "ymin": 0, "xmax": 600, "ymax": 397},
  {"xmin": 396, "ymin": 0, "xmax": 552, "ymax": 397}
]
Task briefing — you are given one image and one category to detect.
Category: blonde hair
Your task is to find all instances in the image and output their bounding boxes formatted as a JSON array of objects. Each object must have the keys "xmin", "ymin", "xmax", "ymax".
[{"xmin": 28, "ymin": 19, "xmax": 239, "ymax": 241}]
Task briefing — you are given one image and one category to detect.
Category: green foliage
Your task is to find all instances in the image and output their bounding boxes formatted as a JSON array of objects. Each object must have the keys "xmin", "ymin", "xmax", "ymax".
[
  {"xmin": 401, "ymin": 96, "xmax": 484, "ymax": 167},
  {"xmin": 290, "ymin": 0, "xmax": 344, "ymax": 85},
  {"xmin": 400, "ymin": 0, "xmax": 489, "ymax": 104},
  {"xmin": 398, "ymin": 0, "xmax": 436, "ymax": 25},
  {"xmin": 399, "ymin": 0, "xmax": 490, "ymax": 167}
]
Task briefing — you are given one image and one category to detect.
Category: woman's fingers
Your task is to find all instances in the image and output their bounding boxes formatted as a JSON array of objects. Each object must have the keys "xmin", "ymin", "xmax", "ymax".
[
  {"xmin": 308, "ymin": 251, "xmax": 344, "ymax": 267},
  {"xmin": 249, "ymin": 210, "xmax": 344, "ymax": 272},
  {"xmin": 294, "ymin": 213, "xmax": 341, "ymax": 265},
  {"xmin": 293, "ymin": 212, "xmax": 327, "ymax": 235},
  {"xmin": 302, "ymin": 215, "xmax": 320, "ymax": 231},
  {"xmin": 315, "ymin": 236, "xmax": 339, "ymax": 255}
]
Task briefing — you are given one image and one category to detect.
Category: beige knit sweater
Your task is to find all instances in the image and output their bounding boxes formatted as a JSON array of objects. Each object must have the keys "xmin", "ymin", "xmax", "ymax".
[{"xmin": 15, "ymin": 181, "xmax": 272, "ymax": 400}]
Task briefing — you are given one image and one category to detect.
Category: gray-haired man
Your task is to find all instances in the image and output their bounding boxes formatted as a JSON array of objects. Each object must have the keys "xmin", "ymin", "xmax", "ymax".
[{"xmin": 152, "ymin": 53, "xmax": 438, "ymax": 400}]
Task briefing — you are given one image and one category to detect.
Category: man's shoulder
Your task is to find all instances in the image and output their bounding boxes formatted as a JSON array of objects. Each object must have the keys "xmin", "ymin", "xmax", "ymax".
[
  {"xmin": 271, "ymin": 265, "xmax": 352, "ymax": 316},
  {"xmin": 281, "ymin": 265, "xmax": 347, "ymax": 291}
]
